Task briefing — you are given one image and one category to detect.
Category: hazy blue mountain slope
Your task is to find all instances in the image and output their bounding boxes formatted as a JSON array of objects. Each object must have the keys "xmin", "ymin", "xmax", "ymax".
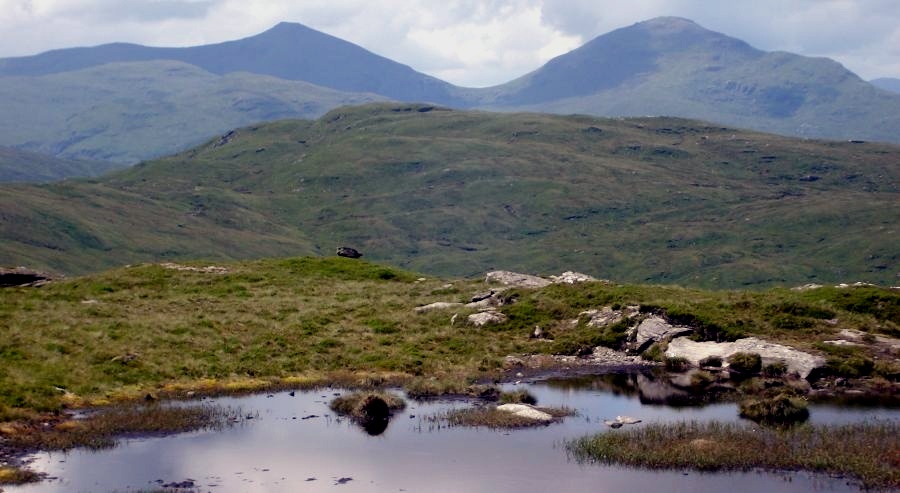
[
  {"xmin": 0, "ymin": 146, "xmax": 119, "ymax": 183},
  {"xmin": 0, "ymin": 22, "xmax": 463, "ymax": 105},
  {"xmin": 476, "ymin": 17, "xmax": 900, "ymax": 144},
  {"xmin": 871, "ymin": 78, "xmax": 900, "ymax": 94},
  {"xmin": 0, "ymin": 60, "xmax": 385, "ymax": 162}
]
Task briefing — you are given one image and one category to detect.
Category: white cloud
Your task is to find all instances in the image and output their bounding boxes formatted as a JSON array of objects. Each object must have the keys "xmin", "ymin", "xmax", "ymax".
[{"xmin": 0, "ymin": 0, "xmax": 897, "ymax": 85}]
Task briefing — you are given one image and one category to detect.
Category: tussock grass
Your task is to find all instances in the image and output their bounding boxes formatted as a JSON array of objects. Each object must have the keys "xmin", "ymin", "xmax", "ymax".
[
  {"xmin": 738, "ymin": 394, "xmax": 809, "ymax": 426},
  {"xmin": 6, "ymin": 404, "xmax": 237, "ymax": 452},
  {"xmin": 568, "ymin": 420, "xmax": 900, "ymax": 489},
  {"xmin": 499, "ymin": 390, "xmax": 537, "ymax": 405},
  {"xmin": 329, "ymin": 391, "xmax": 406, "ymax": 417}
]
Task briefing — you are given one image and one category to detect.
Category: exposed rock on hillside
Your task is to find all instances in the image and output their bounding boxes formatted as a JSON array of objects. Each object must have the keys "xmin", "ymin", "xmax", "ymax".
[
  {"xmin": 581, "ymin": 305, "xmax": 640, "ymax": 328},
  {"xmin": 486, "ymin": 271, "xmax": 551, "ymax": 289},
  {"xmin": 666, "ymin": 337, "xmax": 825, "ymax": 379},
  {"xmin": 336, "ymin": 246, "xmax": 362, "ymax": 259},
  {"xmin": 468, "ymin": 311, "xmax": 507, "ymax": 327},
  {"xmin": 629, "ymin": 315, "xmax": 693, "ymax": 353},
  {"xmin": 550, "ymin": 271, "xmax": 599, "ymax": 284},
  {"xmin": 414, "ymin": 301, "xmax": 464, "ymax": 313},
  {"xmin": 486, "ymin": 270, "xmax": 602, "ymax": 289}
]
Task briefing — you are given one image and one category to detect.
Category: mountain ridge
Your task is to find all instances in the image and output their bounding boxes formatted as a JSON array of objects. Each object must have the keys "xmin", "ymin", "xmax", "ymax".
[{"xmin": 1, "ymin": 17, "xmax": 900, "ymax": 175}]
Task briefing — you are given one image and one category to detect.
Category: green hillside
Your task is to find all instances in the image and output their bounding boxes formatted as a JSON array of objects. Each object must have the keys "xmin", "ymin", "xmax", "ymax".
[
  {"xmin": 0, "ymin": 104, "xmax": 897, "ymax": 288},
  {"xmin": 0, "ymin": 146, "xmax": 118, "ymax": 183},
  {"xmin": 0, "ymin": 60, "xmax": 385, "ymax": 163}
]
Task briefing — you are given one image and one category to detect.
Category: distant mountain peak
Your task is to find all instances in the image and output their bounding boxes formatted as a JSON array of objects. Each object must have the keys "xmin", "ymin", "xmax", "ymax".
[{"xmin": 637, "ymin": 16, "xmax": 701, "ymax": 31}]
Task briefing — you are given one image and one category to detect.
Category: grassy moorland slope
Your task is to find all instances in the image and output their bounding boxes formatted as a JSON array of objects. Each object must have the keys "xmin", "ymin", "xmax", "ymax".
[
  {"xmin": 0, "ymin": 256, "xmax": 896, "ymax": 415},
  {"xmin": 0, "ymin": 104, "xmax": 897, "ymax": 287}
]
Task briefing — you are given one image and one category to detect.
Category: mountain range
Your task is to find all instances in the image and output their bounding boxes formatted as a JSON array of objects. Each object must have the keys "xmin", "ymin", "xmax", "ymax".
[
  {"xmin": 870, "ymin": 77, "xmax": 900, "ymax": 94},
  {"xmin": 1, "ymin": 16, "xmax": 899, "ymax": 177},
  {"xmin": 1, "ymin": 104, "xmax": 896, "ymax": 287}
]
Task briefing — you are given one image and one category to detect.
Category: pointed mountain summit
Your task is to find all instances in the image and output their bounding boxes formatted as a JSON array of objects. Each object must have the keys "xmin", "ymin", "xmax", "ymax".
[
  {"xmin": 479, "ymin": 16, "xmax": 900, "ymax": 143},
  {"xmin": 485, "ymin": 17, "xmax": 760, "ymax": 105},
  {"xmin": 0, "ymin": 22, "xmax": 463, "ymax": 105}
]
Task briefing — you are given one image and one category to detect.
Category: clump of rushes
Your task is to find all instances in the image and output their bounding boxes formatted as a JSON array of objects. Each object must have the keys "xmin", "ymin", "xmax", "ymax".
[
  {"xmin": 329, "ymin": 391, "xmax": 406, "ymax": 419},
  {"xmin": 727, "ymin": 352, "xmax": 762, "ymax": 375},
  {"xmin": 499, "ymin": 390, "xmax": 537, "ymax": 405},
  {"xmin": 738, "ymin": 393, "xmax": 809, "ymax": 426},
  {"xmin": 330, "ymin": 391, "xmax": 406, "ymax": 436},
  {"xmin": 664, "ymin": 356, "xmax": 691, "ymax": 371},
  {"xmin": 699, "ymin": 356, "xmax": 722, "ymax": 367},
  {"xmin": 567, "ymin": 420, "xmax": 899, "ymax": 490},
  {"xmin": 762, "ymin": 361, "xmax": 787, "ymax": 377},
  {"xmin": 440, "ymin": 405, "xmax": 575, "ymax": 429},
  {"xmin": 404, "ymin": 378, "xmax": 499, "ymax": 400},
  {"xmin": 6, "ymin": 404, "xmax": 238, "ymax": 452}
]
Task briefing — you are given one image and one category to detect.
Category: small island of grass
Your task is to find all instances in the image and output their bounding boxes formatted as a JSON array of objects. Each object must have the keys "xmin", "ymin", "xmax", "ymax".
[{"xmin": 567, "ymin": 420, "xmax": 899, "ymax": 489}]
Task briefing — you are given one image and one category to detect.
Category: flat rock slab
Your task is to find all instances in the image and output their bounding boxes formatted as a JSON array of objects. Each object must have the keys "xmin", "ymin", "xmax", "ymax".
[
  {"xmin": 666, "ymin": 336, "xmax": 825, "ymax": 379},
  {"xmin": 485, "ymin": 271, "xmax": 551, "ymax": 289},
  {"xmin": 414, "ymin": 301, "xmax": 464, "ymax": 313},
  {"xmin": 468, "ymin": 311, "xmax": 507, "ymax": 327},
  {"xmin": 496, "ymin": 404, "xmax": 553, "ymax": 422}
]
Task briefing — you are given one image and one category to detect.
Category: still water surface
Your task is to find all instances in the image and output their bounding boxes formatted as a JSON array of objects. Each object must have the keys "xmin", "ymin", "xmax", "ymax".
[{"xmin": 10, "ymin": 373, "xmax": 897, "ymax": 492}]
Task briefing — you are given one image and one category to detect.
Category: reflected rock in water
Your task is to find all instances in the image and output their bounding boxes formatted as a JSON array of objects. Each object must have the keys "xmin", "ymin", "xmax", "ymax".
[
  {"xmin": 544, "ymin": 370, "xmax": 733, "ymax": 407},
  {"xmin": 358, "ymin": 395, "xmax": 391, "ymax": 435}
]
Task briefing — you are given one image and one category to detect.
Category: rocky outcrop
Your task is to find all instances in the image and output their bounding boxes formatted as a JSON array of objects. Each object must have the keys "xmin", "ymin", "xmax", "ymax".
[
  {"xmin": 629, "ymin": 315, "xmax": 693, "ymax": 353},
  {"xmin": 581, "ymin": 305, "xmax": 640, "ymax": 328},
  {"xmin": 160, "ymin": 262, "xmax": 228, "ymax": 274},
  {"xmin": 496, "ymin": 404, "xmax": 553, "ymax": 422},
  {"xmin": 665, "ymin": 337, "xmax": 825, "ymax": 379},
  {"xmin": 336, "ymin": 246, "xmax": 362, "ymax": 259},
  {"xmin": 485, "ymin": 271, "xmax": 551, "ymax": 289},
  {"xmin": 550, "ymin": 271, "xmax": 598, "ymax": 284},
  {"xmin": 468, "ymin": 311, "xmax": 507, "ymax": 327},
  {"xmin": 0, "ymin": 267, "xmax": 52, "ymax": 287},
  {"xmin": 414, "ymin": 301, "xmax": 465, "ymax": 313},
  {"xmin": 485, "ymin": 270, "xmax": 605, "ymax": 289}
]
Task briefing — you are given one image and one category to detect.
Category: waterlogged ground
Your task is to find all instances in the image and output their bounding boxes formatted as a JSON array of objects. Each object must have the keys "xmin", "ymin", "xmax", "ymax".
[{"xmin": 9, "ymin": 373, "xmax": 898, "ymax": 493}]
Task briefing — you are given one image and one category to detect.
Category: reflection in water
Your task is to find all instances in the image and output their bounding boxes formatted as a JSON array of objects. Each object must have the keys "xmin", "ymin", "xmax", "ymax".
[
  {"xmin": 8, "ymin": 373, "xmax": 897, "ymax": 493},
  {"xmin": 361, "ymin": 416, "xmax": 389, "ymax": 436},
  {"xmin": 541, "ymin": 369, "xmax": 733, "ymax": 406}
]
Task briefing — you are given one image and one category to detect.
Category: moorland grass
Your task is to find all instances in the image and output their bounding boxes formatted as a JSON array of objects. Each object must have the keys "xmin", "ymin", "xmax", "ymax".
[
  {"xmin": 0, "ymin": 256, "xmax": 897, "ymax": 417},
  {"xmin": 567, "ymin": 421, "xmax": 899, "ymax": 489},
  {"xmin": 2, "ymin": 105, "xmax": 898, "ymax": 289},
  {"xmin": 4, "ymin": 404, "xmax": 238, "ymax": 452}
]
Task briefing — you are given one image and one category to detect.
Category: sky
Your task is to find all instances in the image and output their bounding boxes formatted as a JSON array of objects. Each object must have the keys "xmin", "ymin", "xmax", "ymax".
[{"xmin": 1, "ymin": 0, "xmax": 898, "ymax": 87}]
